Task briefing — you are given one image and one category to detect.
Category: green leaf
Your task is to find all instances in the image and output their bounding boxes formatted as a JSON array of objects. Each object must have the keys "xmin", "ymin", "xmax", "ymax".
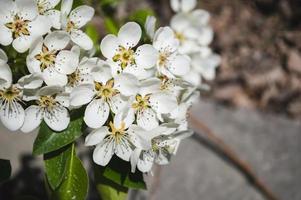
[
  {"xmin": 44, "ymin": 145, "xmax": 72, "ymax": 190},
  {"xmin": 97, "ymin": 183, "xmax": 128, "ymax": 200},
  {"xmin": 55, "ymin": 144, "xmax": 89, "ymax": 200},
  {"xmin": 0, "ymin": 159, "xmax": 11, "ymax": 183},
  {"xmin": 33, "ymin": 112, "xmax": 84, "ymax": 155},
  {"xmin": 94, "ymin": 163, "xmax": 128, "ymax": 200},
  {"xmin": 97, "ymin": 156, "xmax": 146, "ymax": 190},
  {"xmin": 104, "ymin": 17, "xmax": 119, "ymax": 34},
  {"xmin": 128, "ymin": 9, "xmax": 155, "ymax": 26}
]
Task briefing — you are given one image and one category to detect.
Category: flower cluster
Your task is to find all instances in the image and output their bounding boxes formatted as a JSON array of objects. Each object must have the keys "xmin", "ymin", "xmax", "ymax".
[
  {"xmin": 0, "ymin": 0, "xmax": 219, "ymax": 173},
  {"xmin": 169, "ymin": 0, "xmax": 221, "ymax": 86}
]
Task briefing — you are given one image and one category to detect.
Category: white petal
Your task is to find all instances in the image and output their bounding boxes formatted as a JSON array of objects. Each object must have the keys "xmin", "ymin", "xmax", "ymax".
[
  {"xmin": 85, "ymin": 126, "xmax": 109, "ymax": 146},
  {"xmin": 145, "ymin": 16, "xmax": 156, "ymax": 39},
  {"xmin": 44, "ymin": 106, "xmax": 70, "ymax": 132},
  {"xmin": 70, "ymin": 5, "xmax": 94, "ymax": 28},
  {"xmin": 170, "ymin": 14, "xmax": 190, "ymax": 32},
  {"xmin": 44, "ymin": 31, "xmax": 70, "ymax": 51},
  {"xmin": 115, "ymin": 140, "xmax": 132, "ymax": 161},
  {"xmin": 26, "ymin": 56, "xmax": 41, "ymax": 74},
  {"xmin": 28, "ymin": 15, "xmax": 51, "ymax": 37},
  {"xmin": 114, "ymin": 110, "xmax": 134, "ymax": 130},
  {"xmin": 37, "ymin": 85, "xmax": 63, "ymax": 96},
  {"xmin": 127, "ymin": 125, "xmax": 151, "ymax": 149},
  {"xmin": 153, "ymin": 27, "xmax": 179, "ymax": 52},
  {"xmin": 113, "ymin": 73, "xmax": 139, "ymax": 96},
  {"xmin": 0, "ymin": 25, "xmax": 13, "ymax": 46},
  {"xmin": 139, "ymin": 78, "xmax": 161, "ymax": 96},
  {"xmin": 149, "ymin": 93, "xmax": 178, "ymax": 114},
  {"xmin": 55, "ymin": 50, "xmax": 79, "ymax": 74},
  {"xmin": 198, "ymin": 26, "xmax": 213, "ymax": 46},
  {"xmin": 21, "ymin": 106, "xmax": 42, "ymax": 133},
  {"xmin": 84, "ymin": 99, "xmax": 109, "ymax": 129},
  {"xmin": 130, "ymin": 148, "xmax": 141, "ymax": 172},
  {"xmin": 118, "ymin": 22, "xmax": 141, "ymax": 48},
  {"xmin": 168, "ymin": 54, "xmax": 190, "ymax": 76},
  {"xmin": 0, "ymin": 0, "xmax": 15, "ymax": 24},
  {"xmin": 0, "ymin": 102, "xmax": 25, "ymax": 131},
  {"xmin": 17, "ymin": 73, "xmax": 43, "ymax": 89},
  {"xmin": 137, "ymin": 151, "xmax": 154, "ymax": 173},
  {"xmin": 55, "ymin": 93, "xmax": 70, "ymax": 107},
  {"xmin": 43, "ymin": 67, "xmax": 68, "ymax": 86},
  {"xmin": 61, "ymin": 0, "xmax": 73, "ymax": 15},
  {"xmin": 191, "ymin": 9, "xmax": 210, "ymax": 25},
  {"xmin": 100, "ymin": 34, "xmax": 119, "ymax": 59},
  {"xmin": 0, "ymin": 63, "xmax": 12, "ymax": 88},
  {"xmin": 70, "ymin": 29, "xmax": 93, "ymax": 50},
  {"xmin": 93, "ymin": 138, "xmax": 114, "ymax": 166},
  {"xmin": 42, "ymin": 0, "xmax": 60, "ymax": 10},
  {"xmin": 70, "ymin": 84, "xmax": 95, "ymax": 107},
  {"xmin": 170, "ymin": 0, "xmax": 180, "ymax": 12},
  {"xmin": 12, "ymin": 35, "xmax": 33, "ymax": 53},
  {"xmin": 108, "ymin": 94, "xmax": 127, "ymax": 114},
  {"xmin": 137, "ymin": 109, "xmax": 159, "ymax": 131},
  {"xmin": 135, "ymin": 44, "xmax": 158, "ymax": 69},
  {"xmin": 181, "ymin": 0, "xmax": 197, "ymax": 12},
  {"xmin": 0, "ymin": 48, "xmax": 8, "ymax": 63},
  {"xmin": 45, "ymin": 9, "xmax": 61, "ymax": 29},
  {"xmin": 16, "ymin": 0, "xmax": 38, "ymax": 20}
]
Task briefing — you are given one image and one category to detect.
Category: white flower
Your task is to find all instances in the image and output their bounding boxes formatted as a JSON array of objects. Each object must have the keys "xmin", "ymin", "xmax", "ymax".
[
  {"xmin": 0, "ymin": 0, "xmax": 51, "ymax": 53},
  {"xmin": 170, "ymin": 10, "xmax": 213, "ymax": 52},
  {"xmin": 130, "ymin": 124, "xmax": 192, "ymax": 172},
  {"xmin": 100, "ymin": 22, "xmax": 158, "ymax": 78},
  {"xmin": 145, "ymin": 16, "xmax": 156, "ymax": 40},
  {"xmin": 125, "ymin": 79, "xmax": 178, "ymax": 131},
  {"xmin": 61, "ymin": 0, "xmax": 95, "ymax": 50},
  {"xmin": 65, "ymin": 54, "xmax": 99, "ymax": 93},
  {"xmin": 153, "ymin": 27, "xmax": 190, "ymax": 78},
  {"xmin": 21, "ymin": 86, "xmax": 70, "ymax": 133},
  {"xmin": 190, "ymin": 47, "xmax": 221, "ymax": 81},
  {"xmin": 170, "ymin": 0, "xmax": 197, "ymax": 13},
  {"xmin": 35, "ymin": 0, "xmax": 61, "ymax": 29},
  {"xmin": 26, "ymin": 31, "xmax": 80, "ymax": 86},
  {"xmin": 0, "ymin": 57, "xmax": 26, "ymax": 132},
  {"xmin": 70, "ymin": 62, "xmax": 139, "ymax": 129},
  {"xmin": 85, "ymin": 113, "xmax": 145, "ymax": 166}
]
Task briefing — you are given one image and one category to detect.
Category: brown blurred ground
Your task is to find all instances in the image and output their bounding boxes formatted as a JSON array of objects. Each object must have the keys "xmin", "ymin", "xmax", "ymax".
[{"xmin": 199, "ymin": 0, "xmax": 301, "ymax": 119}]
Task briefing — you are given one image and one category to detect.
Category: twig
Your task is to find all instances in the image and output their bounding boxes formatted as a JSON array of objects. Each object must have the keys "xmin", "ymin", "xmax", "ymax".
[{"xmin": 188, "ymin": 114, "xmax": 280, "ymax": 200}]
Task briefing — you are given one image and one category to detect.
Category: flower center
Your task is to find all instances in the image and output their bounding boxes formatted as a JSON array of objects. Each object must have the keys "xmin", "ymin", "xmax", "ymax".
[
  {"xmin": 95, "ymin": 79, "xmax": 118, "ymax": 100},
  {"xmin": 37, "ymin": 0, "xmax": 49, "ymax": 14},
  {"xmin": 158, "ymin": 52, "xmax": 170, "ymax": 67},
  {"xmin": 112, "ymin": 46, "xmax": 135, "ymax": 70},
  {"xmin": 66, "ymin": 20, "xmax": 75, "ymax": 33},
  {"xmin": 160, "ymin": 76, "xmax": 170, "ymax": 90},
  {"xmin": 34, "ymin": 45, "xmax": 57, "ymax": 71},
  {"xmin": 132, "ymin": 94, "xmax": 150, "ymax": 111},
  {"xmin": 109, "ymin": 121, "xmax": 126, "ymax": 143},
  {"xmin": 67, "ymin": 70, "xmax": 81, "ymax": 87},
  {"xmin": 175, "ymin": 32, "xmax": 186, "ymax": 43},
  {"xmin": 38, "ymin": 96, "xmax": 57, "ymax": 110},
  {"xmin": 0, "ymin": 87, "xmax": 21, "ymax": 103},
  {"xmin": 5, "ymin": 15, "xmax": 30, "ymax": 39}
]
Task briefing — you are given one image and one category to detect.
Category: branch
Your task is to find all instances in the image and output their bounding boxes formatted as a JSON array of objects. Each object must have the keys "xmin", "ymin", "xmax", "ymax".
[{"xmin": 189, "ymin": 114, "xmax": 280, "ymax": 200}]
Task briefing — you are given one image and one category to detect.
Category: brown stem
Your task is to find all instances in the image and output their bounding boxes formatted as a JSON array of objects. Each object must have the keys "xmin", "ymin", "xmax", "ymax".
[{"xmin": 189, "ymin": 114, "xmax": 280, "ymax": 200}]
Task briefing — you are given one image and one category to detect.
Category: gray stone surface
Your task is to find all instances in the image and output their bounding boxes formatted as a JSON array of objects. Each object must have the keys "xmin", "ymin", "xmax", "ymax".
[
  {"xmin": 131, "ymin": 101, "xmax": 301, "ymax": 200},
  {"xmin": 1, "ymin": 101, "xmax": 301, "ymax": 200}
]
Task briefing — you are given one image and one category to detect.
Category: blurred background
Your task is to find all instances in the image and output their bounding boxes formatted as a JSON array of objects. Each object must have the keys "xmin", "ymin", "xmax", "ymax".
[{"xmin": 1, "ymin": 0, "xmax": 301, "ymax": 199}]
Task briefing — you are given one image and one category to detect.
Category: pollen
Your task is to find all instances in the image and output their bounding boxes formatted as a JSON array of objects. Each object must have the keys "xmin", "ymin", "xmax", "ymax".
[
  {"xmin": 34, "ymin": 45, "xmax": 57, "ymax": 71},
  {"xmin": 5, "ymin": 15, "xmax": 30, "ymax": 39},
  {"xmin": 38, "ymin": 96, "xmax": 58, "ymax": 110},
  {"xmin": 95, "ymin": 79, "xmax": 118, "ymax": 100},
  {"xmin": 67, "ymin": 70, "xmax": 81, "ymax": 87},
  {"xmin": 132, "ymin": 94, "xmax": 150, "ymax": 111},
  {"xmin": 66, "ymin": 20, "xmax": 76, "ymax": 33},
  {"xmin": 109, "ymin": 121, "xmax": 126, "ymax": 144},
  {"xmin": 0, "ymin": 87, "xmax": 21, "ymax": 103},
  {"xmin": 112, "ymin": 46, "xmax": 135, "ymax": 69}
]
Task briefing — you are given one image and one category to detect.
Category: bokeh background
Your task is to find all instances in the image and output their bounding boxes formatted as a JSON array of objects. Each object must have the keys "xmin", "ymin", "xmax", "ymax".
[{"xmin": 1, "ymin": 0, "xmax": 301, "ymax": 199}]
